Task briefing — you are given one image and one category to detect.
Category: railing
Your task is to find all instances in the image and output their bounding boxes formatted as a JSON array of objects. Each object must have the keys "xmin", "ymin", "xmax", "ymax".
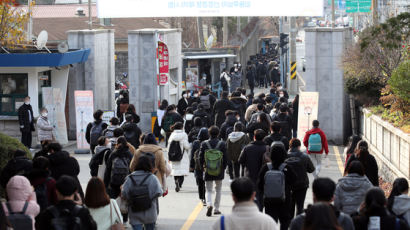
[{"xmin": 360, "ymin": 108, "xmax": 410, "ymax": 182}]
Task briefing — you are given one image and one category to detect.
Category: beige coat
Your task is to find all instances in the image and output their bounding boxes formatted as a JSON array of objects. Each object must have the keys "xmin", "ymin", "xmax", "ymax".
[
  {"xmin": 129, "ymin": 144, "xmax": 167, "ymax": 190},
  {"xmin": 245, "ymin": 104, "xmax": 258, "ymax": 122},
  {"xmin": 212, "ymin": 202, "xmax": 279, "ymax": 230}
]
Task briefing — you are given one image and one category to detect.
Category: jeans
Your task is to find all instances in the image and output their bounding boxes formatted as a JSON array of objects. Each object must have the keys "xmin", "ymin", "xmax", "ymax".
[
  {"xmin": 21, "ymin": 131, "xmax": 32, "ymax": 148},
  {"xmin": 132, "ymin": 223, "xmax": 155, "ymax": 230},
  {"xmin": 310, "ymin": 153, "xmax": 323, "ymax": 178},
  {"xmin": 290, "ymin": 188, "xmax": 308, "ymax": 218},
  {"xmin": 206, "ymin": 180, "xmax": 222, "ymax": 211}
]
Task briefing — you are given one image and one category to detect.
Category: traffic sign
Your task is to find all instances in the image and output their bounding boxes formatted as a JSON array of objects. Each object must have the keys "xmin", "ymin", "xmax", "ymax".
[{"xmin": 346, "ymin": 0, "xmax": 371, "ymax": 13}]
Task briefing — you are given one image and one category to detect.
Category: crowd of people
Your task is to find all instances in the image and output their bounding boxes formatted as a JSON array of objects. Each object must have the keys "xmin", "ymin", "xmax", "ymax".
[{"xmin": 2, "ymin": 78, "xmax": 410, "ymax": 230}]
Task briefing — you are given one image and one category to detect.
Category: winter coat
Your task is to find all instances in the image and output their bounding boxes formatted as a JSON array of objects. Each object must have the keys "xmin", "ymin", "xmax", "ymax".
[
  {"xmin": 334, "ymin": 173, "xmax": 373, "ymax": 215},
  {"xmin": 213, "ymin": 98, "xmax": 235, "ymax": 127},
  {"xmin": 161, "ymin": 112, "xmax": 184, "ymax": 133},
  {"xmin": 263, "ymin": 133, "xmax": 289, "ymax": 151},
  {"xmin": 121, "ymin": 122, "xmax": 142, "ymax": 149},
  {"xmin": 36, "ymin": 200, "xmax": 97, "ymax": 230},
  {"xmin": 212, "ymin": 201, "xmax": 279, "ymax": 230},
  {"xmin": 290, "ymin": 204, "xmax": 355, "ymax": 230},
  {"xmin": 246, "ymin": 121, "xmax": 270, "ymax": 140},
  {"xmin": 188, "ymin": 126, "xmax": 203, "ymax": 143},
  {"xmin": 129, "ymin": 144, "xmax": 167, "ymax": 191},
  {"xmin": 272, "ymin": 112, "xmax": 293, "ymax": 140},
  {"xmin": 184, "ymin": 113, "xmax": 194, "ymax": 134},
  {"xmin": 292, "ymin": 100, "xmax": 299, "ymax": 130},
  {"xmin": 193, "ymin": 109, "xmax": 211, "ymax": 128},
  {"xmin": 122, "ymin": 171, "xmax": 163, "ymax": 225},
  {"xmin": 230, "ymin": 97, "xmax": 247, "ymax": 123},
  {"xmin": 219, "ymin": 115, "xmax": 238, "ymax": 141},
  {"xmin": 85, "ymin": 120, "xmax": 108, "ymax": 145},
  {"xmin": 102, "ymin": 125, "xmax": 119, "ymax": 138},
  {"xmin": 88, "ymin": 199, "xmax": 122, "ymax": 230},
  {"xmin": 89, "ymin": 146, "xmax": 111, "ymax": 177},
  {"xmin": 246, "ymin": 68, "xmax": 256, "ymax": 87},
  {"xmin": 270, "ymin": 68, "xmax": 280, "ymax": 85},
  {"xmin": 0, "ymin": 154, "xmax": 32, "ymax": 189},
  {"xmin": 288, "ymin": 148, "xmax": 315, "ymax": 190},
  {"xmin": 303, "ymin": 127, "xmax": 329, "ymax": 154},
  {"xmin": 124, "ymin": 111, "xmax": 140, "ymax": 124},
  {"xmin": 353, "ymin": 209, "xmax": 410, "ymax": 230},
  {"xmin": 345, "ymin": 154, "xmax": 379, "ymax": 186},
  {"xmin": 239, "ymin": 141, "xmax": 267, "ymax": 184},
  {"xmin": 167, "ymin": 130, "xmax": 191, "ymax": 176},
  {"xmin": 28, "ymin": 169, "xmax": 58, "ymax": 209},
  {"xmin": 177, "ymin": 97, "xmax": 191, "ymax": 116},
  {"xmin": 199, "ymin": 138, "xmax": 227, "ymax": 181},
  {"xmin": 189, "ymin": 128, "xmax": 209, "ymax": 177},
  {"xmin": 36, "ymin": 116, "xmax": 53, "ymax": 142},
  {"xmin": 230, "ymin": 72, "xmax": 242, "ymax": 92},
  {"xmin": 392, "ymin": 194, "xmax": 410, "ymax": 225},
  {"xmin": 245, "ymin": 104, "xmax": 258, "ymax": 122},
  {"xmin": 227, "ymin": 132, "xmax": 251, "ymax": 163},
  {"xmin": 103, "ymin": 147, "xmax": 133, "ymax": 187},
  {"xmin": 2, "ymin": 176, "xmax": 40, "ymax": 229},
  {"xmin": 249, "ymin": 111, "xmax": 272, "ymax": 124},
  {"xmin": 18, "ymin": 103, "xmax": 35, "ymax": 133}
]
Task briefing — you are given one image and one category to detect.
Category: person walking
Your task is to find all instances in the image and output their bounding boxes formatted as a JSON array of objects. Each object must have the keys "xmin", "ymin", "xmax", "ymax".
[
  {"xmin": 121, "ymin": 114, "xmax": 142, "ymax": 150},
  {"xmin": 227, "ymin": 122, "xmax": 250, "ymax": 179},
  {"xmin": 0, "ymin": 149, "xmax": 32, "ymax": 189},
  {"xmin": 89, "ymin": 136, "xmax": 112, "ymax": 177},
  {"xmin": 246, "ymin": 113, "xmax": 270, "ymax": 140},
  {"xmin": 183, "ymin": 107, "xmax": 194, "ymax": 134},
  {"xmin": 334, "ymin": 160, "xmax": 373, "ymax": 215},
  {"xmin": 188, "ymin": 117, "xmax": 204, "ymax": 143},
  {"xmin": 1, "ymin": 176, "xmax": 40, "ymax": 229},
  {"xmin": 124, "ymin": 104, "xmax": 140, "ymax": 125},
  {"xmin": 345, "ymin": 140, "xmax": 379, "ymax": 186},
  {"xmin": 130, "ymin": 133, "xmax": 167, "ymax": 193},
  {"xmin": 302, "ymin": 203, "xmax": 343, "ymax": 230},
  {"xmin": 291, "ymin": 95, "xmax": 299, "ymax": 138},
  {"xmin": 388, "ymin": 178, "xmax": 410, "ymax": 224},
  {"xmin": 287, "ymin": 138, "xmax": 315, "ymax": 217},
  {"xmin": 199, "ymin": 126, "xmax": 227, "ymax": 217},
  {"xmin": 122, "ymin": 154, "xmax": 163, "ymax": 230},
  {"xmin": 303, "ymin": 120, "xmax": 329, "ymax": 178},
  {"xmin": 190, "ymin": 127, "xmax": 209, "ymax": 206},
  {"xmin": 343, "ymin": 135, "xmax": 362, "ymax": 166},
  {"xmin": 86, "ymin": 110, "xmax": 108, "ymax": 154},
  {"xmin": 37, "ymin": 107, "xmax": 53, "ymax": 144},
  {"xmin": 193, "ymin": 104, "xmax": 211, "ymax": 128},
  {"xmin": 18, "ymin": 96, "xmax": 35, "ymax": 148},
  {"xmin": 167, "ymin": 122, "xmax": 191, "ymax": 192},
  {"xmin": 213, "ymin": 91, "xmax": 235, "ymax": 127},
  {"xmin": 153, "ymin": 100, "xmax": 168, "ymax": 142},
  {"xmin": 177, "ymin": 91, "xmax": 191, "ymax": 116},
  {"xmin": 246, "ymin": 65, "xmax": 256, "ymax": 95},
  {"xmin": 212, "ymin": 177, "xmax": 279, "ymax": 230},
  {"xmin": 219, "ymin": 110, "xmax": 238, "ymax": 141},
  {"xmin": 230, "ymin": 68, "xmax": 242, "ymax": 93},
  {"xmin": 102, "ymin": 117, "xmax": 120, "ymax": 139},
  {"xmin": 264, "ymin": 121, "xmax": 289, "ymax": 151},
  {"xmin": 272, "ymin": 105, "xmax": 292, "ymax": 140},
  {"xmin": 162, "ymin": 105, "xmax": 184, "ymax": 145},
  {"xmin": 220, "ymin": 69, "xmax": 230, "ymax": 92},
  {"xmin": 84, "ymin": 177, "xmax": 123, "ymax": 230}
]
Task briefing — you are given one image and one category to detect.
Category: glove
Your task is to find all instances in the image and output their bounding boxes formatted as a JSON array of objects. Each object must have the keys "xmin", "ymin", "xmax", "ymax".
[{"xmin": 163, "ymin": 188, "xmax": 168, "ymax": 197}]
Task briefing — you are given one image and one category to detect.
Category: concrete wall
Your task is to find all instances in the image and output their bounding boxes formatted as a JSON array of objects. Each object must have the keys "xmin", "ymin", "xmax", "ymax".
[
  {"xmin": 128, "ymin": 29, "xmax": 182, "ymax": 133},
  {"xmin": 304, "ymin": 27, "xmax": 353, "ymax": 144},
  {"xmin": 67, "ymin": 29, "xmax": 115, "ymax": 139},
  {"xmin": 360, "ymin": 108, "xmax": 410, "ymax": 182}
]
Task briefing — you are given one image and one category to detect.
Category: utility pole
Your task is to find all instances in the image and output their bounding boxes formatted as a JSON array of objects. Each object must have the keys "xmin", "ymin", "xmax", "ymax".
[
  {"xmin": 289, "ymin": 17, "xmax": 297, "ymax": 95},
  {"xmin": 332, "ymin": 0, "xmax": 335, "ymax": 27},
  {"xmin": 237, "ymin": 17, "xmax": 241, "ymax": 33},
  {"xmin": 197, "ymin": 17, "xmax": 204, "ymax": 49},
  {"xmin": 88, "ymin": 0, "xmax": 92, "ymax": 30},
  {"xmin": 372, "ymin": 0, "xmax": 378, "ymax": 25},
  {"xmin": 223, "ymin": 17, "xmax": 228, "ymax": 47},
  {"xmin": 27, "ymin": 0, "xmax": 33, "ymax": 41}
]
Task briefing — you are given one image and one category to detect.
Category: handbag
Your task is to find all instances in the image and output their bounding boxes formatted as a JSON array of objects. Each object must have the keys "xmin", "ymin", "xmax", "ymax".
[
  {"xmin": 115, "ymin": 196, "xmax": 128, "ymax": 214},
  {"xmin": 97, "ymin": 150, "xmax": 109, "ymax": 179},
  {"xmin": 110, "ymin": 200, "xmax": 124, "ymax": 230}
]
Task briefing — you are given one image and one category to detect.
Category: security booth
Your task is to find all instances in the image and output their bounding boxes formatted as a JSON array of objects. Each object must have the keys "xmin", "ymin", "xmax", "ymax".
[
  {"xmin": 0, "ymin": 49, "xmax": 90, "ymax": 145},
  {"xmin": 182, "ymin": 52, "xmax": 236, "ymax": 94}
]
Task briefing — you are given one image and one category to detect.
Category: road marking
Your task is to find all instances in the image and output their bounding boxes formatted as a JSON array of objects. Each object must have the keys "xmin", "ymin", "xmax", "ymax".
[
  {"xmin": 180, "ymin": 201, "xmax": 203, "ymax": 230},
  {"xmin": 333, "ymin": 146, "xmax": 345, "ymax": 176}
]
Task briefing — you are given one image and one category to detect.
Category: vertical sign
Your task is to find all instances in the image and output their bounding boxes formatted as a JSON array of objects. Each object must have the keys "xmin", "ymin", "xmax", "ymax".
[
  {"xmin": 102, "ymin": 110, "xmax": 115, "ymax": 125},
  {"xmin": 297, "ymin": 92, "xmax": 319, "ymax": 141},
  {"xmin": 74, "ymin": 91, "xmax": 94, "ymax": 150},
  {"xmin": 42, "ymin": 87, "xmax": 68, "ymax": 145},
  {"xmin": 158, "ymin": 41, "xmax": 169, "ymax": 85}
]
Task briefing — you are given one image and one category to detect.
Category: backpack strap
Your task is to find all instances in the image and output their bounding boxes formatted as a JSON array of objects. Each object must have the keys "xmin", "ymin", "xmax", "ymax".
[
  {"xmin": 267, "ymin": 163, "xmax": 273, "ymax": 171},
  {"xmin": 279, "ymin": 163, "xmax": 287, "ymax": 171},
  {"xmin": 129, "ymin": 173, "xmax": 152, "ymax": 186},
  {"xmin": 215, "ymin": 141, "xmax": 222, "ymax": 150},
  {"xmin": 205, "ymin": 141, "xmax": 212, "ymax": 150},
  {"xmin": 21, "ymin": 201, "xmax": 29, "ymax": 214},
  {"xmin": 220, "ymin": 215, "xmax": 225, "ymax": 230},
  {"xmin": 5, "ymin": 203, "xmax": 15, "ymax": 214}
]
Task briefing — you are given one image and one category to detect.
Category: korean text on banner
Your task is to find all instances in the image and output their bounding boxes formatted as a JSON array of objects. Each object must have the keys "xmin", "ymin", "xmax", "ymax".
[
  {"xmin": 74, "ymin": 91, "xmax": 94, "ymax": 150},
  {"xmin": 42, "ymin": 87, "xmax": 68, "ymax": 145},
  {"xmin": 102, "ymin": 111, "xmax": 115, "ymax": 125},
  {"xmin": 297, "ymin": 92, "xmax": 319, "ymax": 140},
  {"xmin": 158, "ymin": 41, "xmax": 169, "ymax": 85}
]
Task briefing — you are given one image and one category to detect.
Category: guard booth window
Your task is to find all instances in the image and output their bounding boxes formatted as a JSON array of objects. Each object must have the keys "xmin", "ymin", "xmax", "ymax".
[
  {"xmin": 38, "ymin": 71, "xmax": 52, "ymax": 110},
  {"xmin": 0, "ymin": 74, "xmax": 28, "ymax": 116}
]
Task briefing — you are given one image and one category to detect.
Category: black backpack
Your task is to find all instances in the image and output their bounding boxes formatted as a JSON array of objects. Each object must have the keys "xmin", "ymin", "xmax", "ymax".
[
  {"xmin": 193, "ymin": 149, "xmax": 202, "ymax": 171},
  {"xmin": 128, "ymin": 174, "xmax": 153, "ymax": 212},
  {"xmin": 49, "ymin": 205, "xmax": 82, "ymax": 230},
  {"xmin": 285, "ymin": 155, "xmax": 306, "ymax": 190},
  {"xmin": 168, "ymin": 140, "xmax": 183, "ymax": 161},
  {"xmin": 110, "ymin": 156, "xmax": 130, "ymax": 186},
  {"xmin": 35, "ymin": 177, "xmax": 52, "ymax": 212},
  {"xmin": 90, "ymin": 122, "xmax": 103, "ymax": 146},
  {"xmin": 5, "ymin": 202, "xmax": 33, "ymax": 230}
]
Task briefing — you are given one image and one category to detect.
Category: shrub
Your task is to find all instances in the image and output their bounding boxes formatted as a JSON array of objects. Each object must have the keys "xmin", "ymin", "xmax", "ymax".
[{"xmin": 389, "ymin": 60, "xmax": 410, "ymax": 103}]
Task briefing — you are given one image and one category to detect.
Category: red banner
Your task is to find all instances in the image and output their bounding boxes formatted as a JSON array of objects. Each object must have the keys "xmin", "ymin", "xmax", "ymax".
[{"xmin": 158, "ymin": 42, "xmax": 169, "ymax": 85}]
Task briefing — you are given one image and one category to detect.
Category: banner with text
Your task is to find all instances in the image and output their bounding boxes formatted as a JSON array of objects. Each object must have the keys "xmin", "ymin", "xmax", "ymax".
[
  {"xmin": 74, "ymin": 91, "xmax": 94, "ymax": 150},
  {"xmin": 158, "ymin": 41, "xmax": 169, "ymax": 85},
  {"xmin": 97, "ymin": 0, "xmax": 324, "ymax": 17},
  {"xmin": 42, "ymin": 87, "xmax": 68, "ymax": 145},
  {"xmin": 297, "ymin": 92, "xmax": 319, "ymax": 141}
]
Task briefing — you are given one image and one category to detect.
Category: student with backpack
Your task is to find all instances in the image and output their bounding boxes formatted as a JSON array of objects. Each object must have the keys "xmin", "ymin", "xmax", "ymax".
[
  {"xmin": 28, "ymin": 157, "xmax": 57, "ymax": 212},
  {"xmin": 104, "ymin": 136, "xmax": 133, "ymax": 199},
  {"xmin": 303, "ymin": 120, "xmax": 329, "ymax": 178},
  {"xmin": 227, "ymin": 122, "xmax": 250, "ymax": 179},
  {"xmin": 89, "ymin": 136, "xmax": 112, "ymax": 177},
  {"xmin": 219, "ymin": 110, "xmax": 239, "ymax": 141},
  {"xmin": 86, "ymin": 110, "xmax": 108, "ymax": 154},
  {"xmin": 213, "ymin": 91, "xmax": 235, "ymax": 127},
  {"xmin": 36, "ymin": 175, "xmax": 97, "ymax": 230},
  {"xmin": 167, "ymin": 122, "xmax": 191, "ymax": 192},
  {"xmin": 287, "ymin": 138, "xmax": 315, "ymax": 218},
  {"xmin": 190, "ymin": 127, "xmax": 209, "ymax": 206},
  {"xmin": 199, "ymin": 126, "xmax": 227, "ymax": 217},
  {"xmin": 388, "ymin": 178, "xmax": 410, "ymax": 225},
  {"xmin": 264, "ymin": 121, "xmax": 289, "ymax": 151},
  {"xmin": 121, "ymin": 114, "xmax": 142, "ymax": 150},
  {"xmin": 102, "ymin": 117, "xmax": 120, "ymax": 139},
  {"xmin": 162, "ymin": 105, "xmax": 184, "ymax": 145},
  {"xmin": 272, "ymin": 105, "xmax": 292, "ymax": 140},
  {"xmin": 2, "ymin": 176, "xmax": 40, "ymax": 230},
  {"xmin": 257, "ymin": 144, "xmax": 296, "ymax": 230},
  {"xmin": 188, "ymin": 117, "xmax": 204, "ymax": 143},
  {"xmin": 193, "ymin": 104, "xmax": 212, "ymax": 128},
  {"xmin": 122, "ymin": 153, "xmax": 163, "ymax": 230}
]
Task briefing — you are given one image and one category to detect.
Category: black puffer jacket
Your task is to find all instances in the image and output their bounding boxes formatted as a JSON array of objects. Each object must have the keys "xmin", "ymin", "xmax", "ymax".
[
  {"xmin": 263, "ymin": 133, "xmax": 289, "ymax": 151},
  {"xmin": 219, "ymin": 115, "xmax": 238, "ymax": 140},
  {"xmin": 239, "ymin": 141, "xmax": 268, "ymax": 184},
  {"xmin": 287, "ymin": 148, "xmax": 315, "ymax": 190},
  {"xmin": 193, "ymin": 109, "xmax": 211, "ymax": 128},
  {"xmin": 213, "ymin": 98, "xmax": 235, "ymax": 127},
  {"xmin": 346, "ymin": 153, "xmax": 379, "ymax": 186},
  {"xmin": 230, "ymin": 97, "xmax": 247, "ymax": 123},
  {"xmin": 0, "ymin": 155, "xmax": 32, "ymax": 189},
  {"xmin": 121, "ymin": 122, "xmax": 142, "ymax": 149},
  {"xmin": 104, "ymin": 147, "xmax": 133, "ymax": 187}
]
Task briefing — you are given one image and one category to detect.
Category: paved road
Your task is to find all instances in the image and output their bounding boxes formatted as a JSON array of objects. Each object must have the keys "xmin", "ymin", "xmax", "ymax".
[{"xmin": 70, "ymin": 142, "xmax": 346, "ymax": 230}]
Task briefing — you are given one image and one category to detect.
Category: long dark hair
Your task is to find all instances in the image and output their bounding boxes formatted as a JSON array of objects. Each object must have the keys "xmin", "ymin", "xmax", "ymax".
[
  {"xmin": 387, "ymin": 178, "xmax": 409, "ymax": 213},
  {"xmin": 84, "ymin": 177, "xmax": 110, "ymax": 208},
  {"xmin": 258, "ymin": 113, "xmax": 271, "ymax": 133},
  {"xmin": 364, "ymin": 188, "xmax": 387, "ymax": 217},
  {"xmin": 355, "ymin": 140, "xmax": 369, "ymax": 168},
  {"xmin": 159, "ymin": 100, "xmax": 168, "ymax": 110},
  {"xmin": 347, "ymin": 135, "xmax": 362, "ymax": 155},
  {"xmin": 270, "ymin": 145, "xmax": 287, "ymax": 169},
  {"xmin": 115, "ymin": 136, "xmax": 129, "ymax": 150},
  {"xmin": 303, "ymin": 203, "xmax": 342, "ymax": 230}
]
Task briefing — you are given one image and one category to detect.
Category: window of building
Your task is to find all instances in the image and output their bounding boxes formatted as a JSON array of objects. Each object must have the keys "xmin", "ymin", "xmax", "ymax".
[
  {"xmin": 0, "ymin": 74, "xmax": 28, "ymax": 116},
  {"xmin": 38, "ymin": 71, "xmax": 52, "ymax": 110}
]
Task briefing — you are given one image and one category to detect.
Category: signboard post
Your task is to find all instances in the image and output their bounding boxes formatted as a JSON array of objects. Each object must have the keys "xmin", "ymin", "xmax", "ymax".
[
  {"xmin": 297, "ymin": 92, "xmax": 319, "ymax": 141},
  {"xmin": 74, "ymin": 91, "xmax": 94, "ymax": 152},
  {"xmin": 158, "ymin": 42, "xmax": 169, "ymax": 86}
]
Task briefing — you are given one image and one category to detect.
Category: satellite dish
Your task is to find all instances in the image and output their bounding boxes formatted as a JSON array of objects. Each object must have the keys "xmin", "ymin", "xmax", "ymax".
[
  {"xmin": 57, "ymin": 41, "xmax": 69, "ymax": 53},
  {"xmin": 36, "ymin": 30, "xmax": 48, "ymax": 50},
  {"xmin": 206, "ymin": 34, "xmax": 214, "ymax": 49}
]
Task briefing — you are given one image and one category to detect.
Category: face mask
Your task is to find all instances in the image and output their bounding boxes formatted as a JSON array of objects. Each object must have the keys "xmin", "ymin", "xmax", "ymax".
[
  {"xmin": 234, "ymin": 68, "xmax": 238, "ymax": 72},
  {"xmin": 107, "ymin": 142, "xmax": 112, "ymax": 149},
  {"xmin": 237, "ymin": 117, "xmax": 240, "ymax": 121},
  {"xmin": 183, "ymin": 94, "xmax": 187, "ymax": 98},
  {"xmin": 203, "ymin": 77, "xmax": 206, "ymax": 80},
  {"xmin": 25, "ymin": 101, "xmax": 30, "ymax": 105},
  {"xmin": 119, "ymin": 95, "xmax": 123, "ymax": 99},
  {"xmin": 278, "ymin": 86, "xmax": 283, "ymax": 90},
  {"xmin": 279, "ymin": 93, "xmax": 284, "ymax": 97},
  {"xmin": 194, "ymin": 94, "xmax": 198, "ymax": 97},
  {"xmin": 42, "ymin": 113, "xmax": 48, "ymax": 117}
]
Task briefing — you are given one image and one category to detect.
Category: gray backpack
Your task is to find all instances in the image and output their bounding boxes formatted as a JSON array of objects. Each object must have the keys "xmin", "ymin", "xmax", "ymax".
[
  {"xmin": 90, "ymin": 122, "xmax": 103, "ymax": 146},
  {"xmin": 264, "ymin": 163, "xmax": 286, "ymax": 201},
  {"xmin": 200, "ymin": 95, "xmax": 211, "ymax": 110},
  {"xmin": 5, "ymin": 201, "xmax": 33, "ymax": 230}
]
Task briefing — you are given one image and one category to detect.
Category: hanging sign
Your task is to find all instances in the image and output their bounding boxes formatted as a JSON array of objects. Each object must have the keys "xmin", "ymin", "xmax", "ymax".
[{"xmin": 158, "ymin": 41, "xmax": 169, "ymax": 85}]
